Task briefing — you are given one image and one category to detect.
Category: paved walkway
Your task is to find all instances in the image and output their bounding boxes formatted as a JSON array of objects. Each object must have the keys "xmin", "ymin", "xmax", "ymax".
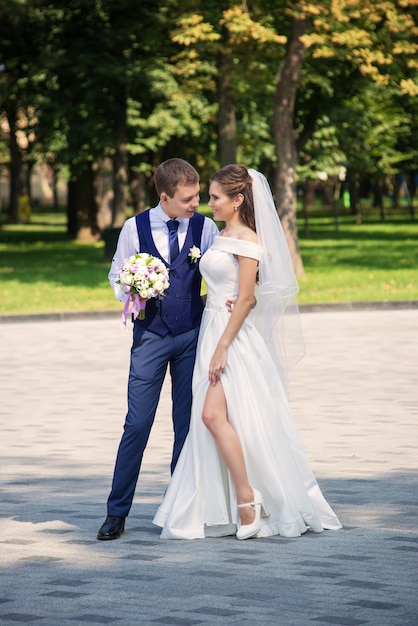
[{"xmin": 0, "ymin": 309, "xmax": 417, "ymax": 625}]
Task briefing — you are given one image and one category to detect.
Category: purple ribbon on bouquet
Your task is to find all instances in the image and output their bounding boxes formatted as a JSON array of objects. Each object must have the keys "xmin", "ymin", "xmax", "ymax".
[{"xmin": 121, "ymin": 293, "xmax": 146, "ymax": 327}]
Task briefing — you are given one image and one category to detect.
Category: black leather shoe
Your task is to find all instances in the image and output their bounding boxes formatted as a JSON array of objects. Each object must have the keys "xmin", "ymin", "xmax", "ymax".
[{"xmin": 97, "ymin": 515, "xmax": 125, "ymax": 540}]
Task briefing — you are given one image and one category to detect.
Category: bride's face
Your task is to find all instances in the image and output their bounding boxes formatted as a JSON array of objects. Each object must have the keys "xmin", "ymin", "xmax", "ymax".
[{"xmin": 208, "ymin": 181, "xmax": 235, "ymax": 222}]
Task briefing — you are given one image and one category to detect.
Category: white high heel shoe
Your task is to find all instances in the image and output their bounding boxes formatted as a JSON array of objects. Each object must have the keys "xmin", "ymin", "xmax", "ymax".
[{"xmin": 236, "ymin": 488, "xmax": 269, "ymax": 540}]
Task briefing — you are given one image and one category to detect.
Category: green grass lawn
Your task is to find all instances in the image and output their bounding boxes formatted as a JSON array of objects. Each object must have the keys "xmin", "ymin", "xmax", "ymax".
[
  {"xmin": 296, "ymin": 214, "xmax": 417, "ymax": 303},
  {"xmin": 0, "ymin": 203, "xmax": 417, "ymax": 315}
]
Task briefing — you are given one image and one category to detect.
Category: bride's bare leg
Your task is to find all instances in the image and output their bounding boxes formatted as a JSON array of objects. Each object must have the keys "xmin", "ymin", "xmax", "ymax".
[{"xmin": 202, "ymin": 381, "xmax": 255, "ymax": 525}]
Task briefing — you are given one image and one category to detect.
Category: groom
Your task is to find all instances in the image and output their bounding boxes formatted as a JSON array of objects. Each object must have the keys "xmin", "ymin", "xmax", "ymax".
[{"xmin": 97, "ymin": 158, "xmax": 219, "ymax": 540}]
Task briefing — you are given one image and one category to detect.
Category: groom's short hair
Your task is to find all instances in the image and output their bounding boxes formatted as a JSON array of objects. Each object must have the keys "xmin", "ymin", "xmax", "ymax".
[{"xmin": 154, "ymin": 158, "xmax": 199, "ymax": 198}]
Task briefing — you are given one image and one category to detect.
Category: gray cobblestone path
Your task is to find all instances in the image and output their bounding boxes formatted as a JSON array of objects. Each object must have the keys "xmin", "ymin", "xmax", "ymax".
[{"xmin": 0, "ymin": 309, "xmax": 417, "ymax": 625}]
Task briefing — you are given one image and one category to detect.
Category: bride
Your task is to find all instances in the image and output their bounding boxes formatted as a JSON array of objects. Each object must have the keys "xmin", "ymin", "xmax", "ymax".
[{"xmin": 153, "ymin": 164, "xmax": 342, "ymax": 540}]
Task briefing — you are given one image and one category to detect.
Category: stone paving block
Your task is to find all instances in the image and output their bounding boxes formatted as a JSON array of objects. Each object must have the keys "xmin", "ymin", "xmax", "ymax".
[{"xmin": 0, "ymin": 310, "xmax": 417, "ymax": 625}]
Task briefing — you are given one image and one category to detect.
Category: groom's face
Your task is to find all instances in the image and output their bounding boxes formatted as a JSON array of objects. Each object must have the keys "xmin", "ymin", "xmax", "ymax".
[{"xmin": 161, "ymin": 183, "xmax": 200, "ymax": 219}]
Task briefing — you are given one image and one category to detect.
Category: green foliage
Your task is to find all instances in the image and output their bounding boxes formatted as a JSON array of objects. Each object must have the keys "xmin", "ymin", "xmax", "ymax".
[
  {"xmin": 1, "ymin": 0, "xmax": 417, "ymax": 228},
  {"xmin": 127, "ymin": 64, "xmax": 216, "ymax": 160},
  {"xmin": 333, "ymin": 82, "xmax": 415, "ymax": 176},
  {"xmin": 302, "ymin": 0, "xmax": 418, "ymax": 95},
  {"xmin": 297, "ymin": 117, "xmax": 346, "ymax": 180}
]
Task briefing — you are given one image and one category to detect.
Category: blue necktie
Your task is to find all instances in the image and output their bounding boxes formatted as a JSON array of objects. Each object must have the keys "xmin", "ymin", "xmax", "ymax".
[{"xmin": 167, "ymin": 219, "xmax": 179, "ymax": 263}]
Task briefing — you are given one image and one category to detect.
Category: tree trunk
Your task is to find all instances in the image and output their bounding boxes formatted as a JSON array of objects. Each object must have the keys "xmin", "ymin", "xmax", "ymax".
[
  {"xmin": 332, "ymin": 177, "xmax": 340, "ymax": 233},
  {"xmin": 349, "ymin": 171, "xmax": 362, "ymax": 224},
  {"xmin": 372, "ymin": 177, "xmax": 385, "ymax": 222},
  {"xmin": 273, "ymin": 18, "xmax": 308, "ymax": 278},
  {"xmin": 301, "ymin": 193, "xmax": 310, "ymax": 239},
  {"xmin": 303, "ymin": 179, "xmax": 316, "ymax": 207},
  {"xmin": 67, "ymin": 163, "xmax": 99, "ymax": 241},
  {"xmin": 48, "ymin": 164, "xmax": 60, "ymax": 210},
  {"xmin": 407, "ymin": 173, "xmax": 415, "ymax": 219},
  {"xmin": 112, "ymin": 100, "xmax": 129, "ymax": 228},
  {"xmin": 218, "ymin": 47, "xmax": 237, "ymax": 166},
  {"xmin": 131, "ymin": 171, "xmax": 148, "ymax": 214},
  {"xmin": 6, "ymin": 105, "xmax": 21, "ymax": 222},
  {"xmin": 323, "ymin": 181, "xmax": 334, "ymax": 206}
]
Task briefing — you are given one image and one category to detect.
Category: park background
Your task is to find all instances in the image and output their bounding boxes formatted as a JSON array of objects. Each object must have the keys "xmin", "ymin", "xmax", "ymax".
[
  {"xmin": 1, "ymin": 1, "xmax": 417, "ymax": 315},
  {"xmin": 1, "ymin": 6, "xmax": 417, "ymax": 625}
]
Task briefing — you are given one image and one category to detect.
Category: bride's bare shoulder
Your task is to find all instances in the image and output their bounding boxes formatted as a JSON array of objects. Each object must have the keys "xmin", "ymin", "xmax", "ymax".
[{"xmin": 240, "ymin": 228, "xmax": 259, "ymax": 245}]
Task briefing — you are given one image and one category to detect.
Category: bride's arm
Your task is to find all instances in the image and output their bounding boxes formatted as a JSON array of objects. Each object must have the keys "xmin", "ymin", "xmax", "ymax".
[{"xmin": 208, "ymin": 255, "xmax": 258, "ymax": 385}]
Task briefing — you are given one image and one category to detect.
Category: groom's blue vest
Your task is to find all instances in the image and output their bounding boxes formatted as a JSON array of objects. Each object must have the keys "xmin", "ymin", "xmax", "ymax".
[{"xmin": 134, "ymin": 210, "xmax": 205, "ymax": 336}]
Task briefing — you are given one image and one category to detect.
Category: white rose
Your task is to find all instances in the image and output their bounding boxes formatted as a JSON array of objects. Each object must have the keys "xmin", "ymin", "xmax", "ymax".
[
  {"xmin": 122, "ymin": 273, "xmax": 134, "ymax": 285},
  {"xmin": 135, "ymin": 278, "xmax": 147, "ymax": 291},
  {"xmin": 188, "ymin": 246, "xmax": 201, "ymax": 262}
]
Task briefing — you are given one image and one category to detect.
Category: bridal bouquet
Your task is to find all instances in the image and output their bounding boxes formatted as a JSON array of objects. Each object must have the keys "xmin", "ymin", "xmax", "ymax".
[{"xmin": 117, "ymin": 253, "xmax": 170, "ymax": 326}]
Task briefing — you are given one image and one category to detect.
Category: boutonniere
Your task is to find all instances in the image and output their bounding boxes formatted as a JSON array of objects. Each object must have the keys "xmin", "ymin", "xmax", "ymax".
[{"xmin": 188, "ymin": 246, "xmax": 201, "ymax": 264}]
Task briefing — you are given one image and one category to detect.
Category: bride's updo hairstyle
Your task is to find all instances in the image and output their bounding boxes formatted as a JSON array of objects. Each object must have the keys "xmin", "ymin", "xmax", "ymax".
[{"xmin": 209, "ymin": 164, "xmax": 256, "ymax": 232}]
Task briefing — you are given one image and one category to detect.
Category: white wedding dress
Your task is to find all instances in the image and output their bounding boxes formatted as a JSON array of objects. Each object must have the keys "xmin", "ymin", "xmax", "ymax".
[{"xmin": 153, "ymin": 236, "xmax": 342, "ymax": 539}]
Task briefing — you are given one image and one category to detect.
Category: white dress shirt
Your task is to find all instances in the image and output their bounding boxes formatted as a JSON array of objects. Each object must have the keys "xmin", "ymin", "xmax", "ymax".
[{"xmin": 108, "ymin": 203, "xmax": 219, "ymax": 301}]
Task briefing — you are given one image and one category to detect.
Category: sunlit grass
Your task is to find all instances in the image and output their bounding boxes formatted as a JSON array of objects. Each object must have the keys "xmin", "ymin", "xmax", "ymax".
[
  {"xmin": 1, "ymin": 203, "xmax": 417, "ymax": 315},
  {"xmin": 296, "ymin": 221, "xmax": 417, "ymax": 303}
]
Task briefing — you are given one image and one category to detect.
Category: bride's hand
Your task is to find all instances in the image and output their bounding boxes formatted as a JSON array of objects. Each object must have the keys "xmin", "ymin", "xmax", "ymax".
[
  {"xmin": 225, "ymin": 298, "xmax": 236, "ymax": 312},
  {"xmin": 209, "ymin": 346, "xmax": 228, "ymax": 386}
]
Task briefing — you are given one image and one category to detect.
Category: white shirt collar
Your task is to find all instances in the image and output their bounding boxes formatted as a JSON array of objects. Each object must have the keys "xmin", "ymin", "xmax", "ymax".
[{"xmin": 155, "ymin": 203, "xmax": 188, "ymax": 225}]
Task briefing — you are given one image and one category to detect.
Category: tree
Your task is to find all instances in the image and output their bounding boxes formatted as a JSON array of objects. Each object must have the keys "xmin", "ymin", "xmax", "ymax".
[
  {"xmin": 2, "ymin": 0, "xmax": 416, "ymax": 254},
  {"xmin": 30, "ymin": 0, "xmax": 172, "ymax": 238},
  {"xmin": 163, "ymin": 1, "xmax": 418, "ymax": 276},
  {"xmin": 272, "ymin": 15, "xmax": 308, "ymax": 277},
  {"xmin": 268, "ymin": 0, "xmax": 418, "ymax": 275},
  {"xmin": 333, "ymin": 83, "xmax": 416, "ymax": 223},
  {"xmin": 0, "ymin": 0, "xmax": 43, "ymax": 221},
  {"xmin": 170, "ymin": 3, "xmax": 283, "ymax": 169}
]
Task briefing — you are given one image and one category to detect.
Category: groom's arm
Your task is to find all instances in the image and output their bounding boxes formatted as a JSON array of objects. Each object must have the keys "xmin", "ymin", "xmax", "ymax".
[
  {"xmin": 108, "ymin": 218, "xmax": 139, "ymax": 302},
  {"xmin": 201, "ymin": 217, "xmax": 219, "ymax": 252}
]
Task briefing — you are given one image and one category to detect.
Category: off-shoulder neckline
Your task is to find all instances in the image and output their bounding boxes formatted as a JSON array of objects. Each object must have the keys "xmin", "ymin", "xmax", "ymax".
[{"xmin": 215, "ymin": 235, "xmax": 259, "ymax": 246}]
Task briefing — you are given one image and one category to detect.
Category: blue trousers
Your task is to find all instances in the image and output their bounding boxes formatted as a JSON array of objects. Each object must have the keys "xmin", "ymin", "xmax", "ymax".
[{"xmin": 107, "ymin": 325, "xmax": 200, "ymax": 517}]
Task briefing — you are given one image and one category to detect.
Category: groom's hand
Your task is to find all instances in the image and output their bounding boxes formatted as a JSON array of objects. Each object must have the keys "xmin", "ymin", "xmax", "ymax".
[{"xmin": 225, "ymin": 297, "xmax": 256, "ymax": 312}]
